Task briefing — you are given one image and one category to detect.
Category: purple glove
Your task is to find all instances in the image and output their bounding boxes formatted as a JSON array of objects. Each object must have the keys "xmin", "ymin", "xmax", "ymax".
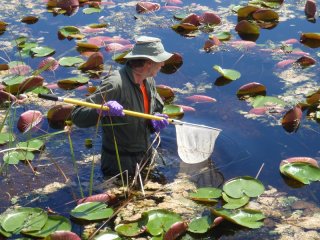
[
  {"xmin": 151, "ymin": 113, "xmax": 169, "ymax": 132},
  {"xmin": 97, "ymin": 100, "xmax": 125, "ymax": 117}
]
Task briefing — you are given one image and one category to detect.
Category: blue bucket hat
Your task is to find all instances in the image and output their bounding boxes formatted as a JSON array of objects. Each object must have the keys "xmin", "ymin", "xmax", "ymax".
[{"xmin": 124, "ymin": 36, "xmax": 173, "ymax": 63}]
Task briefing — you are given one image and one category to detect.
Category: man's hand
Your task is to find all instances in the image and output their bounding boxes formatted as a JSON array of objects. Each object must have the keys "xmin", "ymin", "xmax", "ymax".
[{"xmin": 151, "ymin": 113, "xmax": 169, "ymax": 132}]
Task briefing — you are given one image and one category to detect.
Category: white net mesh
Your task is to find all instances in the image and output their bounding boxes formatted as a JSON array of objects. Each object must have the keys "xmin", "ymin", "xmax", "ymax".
[{"xmin": 175, "ymin": 124, "xmax": 221, "ymax": 164}]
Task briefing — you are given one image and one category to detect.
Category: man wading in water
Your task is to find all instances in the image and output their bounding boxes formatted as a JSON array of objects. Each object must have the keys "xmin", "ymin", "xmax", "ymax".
[{"xmin": 71, "ymin": 36, "xmax": 172, "ymax": 178}]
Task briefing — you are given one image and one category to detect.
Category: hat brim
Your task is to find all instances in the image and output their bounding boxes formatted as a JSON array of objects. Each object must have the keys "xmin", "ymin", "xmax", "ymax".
[{"xmin": 124, "ymin": 51, "xmax": 173, "ymax": 63}]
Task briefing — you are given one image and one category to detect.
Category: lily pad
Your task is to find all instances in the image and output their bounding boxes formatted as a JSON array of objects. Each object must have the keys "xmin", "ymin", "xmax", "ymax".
[
  {"xmin": 188, "ymin": 187, "xmax": 222, "ymax": 203},
  {"xmin": 235, "ymin": 20, "xmax": 260, "ymax": 35},
  {"xmin": 156, "ymin": 85, "xmax": 175, "ymax": 103},
  {"xmin": 70, "ymin": 202, "xmax": 114, "ymax": 221},
  {"xmin": 188, "ymin": 216, "xmax": 214, "ymax": 234},
  {"xmin": 57, "ymin": 76, "xmax": 89, "ymax": 90},
  {"xmin": 115, "ymin": 221, "xmax": 146, "ymax": 237},
  {"xmin": 210, "ymin": 31, "xmax": 232, "ymax": 41},
  {"xmin": 93, "ymin": 231, "xmax": 121, "ymax": 240},
  {"xmin": 3, "ymin": 151, "xmax": 24, "ymax": 164},
  {"xmin": 30, "ymin": 47, "xmax": 55, "ymax": 57},
  {"xmin": 237, "ymin": 82, "xmax": 266, "ymax": 98},
  {"xmin": 280, "ymin": 162, "xmax": 320, "ymax": 184},
  {"xmin": 222, "ymin": 176, "xmax": 265, "ymax": 198},
  {"xmin": 212, "ymin": 208, "xmax": 265, "ymax": 229},
  {"xmin": 17, "ymin": 139, "xmax": 44, "ymax": 152},
  {"xmin": 58, "ymin": 26, "xmax": 84, "ymax": 40},
  {"xmin": 0, "ymin": 132, "xmax": 15, "ymax": 145},
  {"xmin": 163, "ymin": 104, "xmax": 184, "ymax": 119},
  {"xmin": 222, "ymin": 192, "xmax": 250, "ymax": 209},
  {"xmin": 281, "ymin": 106, "xmax": 302, "ymax": 133},
  {"xmin": 251, "ymin": 95, "xmax": 286, "ymax": 108},
  {"xmin": 23, "ymin": 215, "xmax": 71, "ymax": 238},
  {"xmin": 213, "ymin": 65, "xmax": 241, "ymax": 80},
  {"xmin": 83, "ymin": 7, "xmax": 103, "ymax": 14},
  {"xmin": 143, "ymin": 209, "xmax": 182, "ymax": 236},
  {"xmin": 1, "ymin": 207, "xmax": 47, "ymax": 234}
]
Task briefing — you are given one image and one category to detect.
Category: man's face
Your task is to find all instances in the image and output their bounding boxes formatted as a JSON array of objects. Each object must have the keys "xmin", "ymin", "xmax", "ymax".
[{"xmin": 145, "ymin": 60, "xmax": 164, "ymax": 77}]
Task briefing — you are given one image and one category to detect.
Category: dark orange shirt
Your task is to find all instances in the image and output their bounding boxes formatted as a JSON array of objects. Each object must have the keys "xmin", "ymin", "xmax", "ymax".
[{"xmin": 140, "ymin": 82, "xmax": 149, "ymax": 114}]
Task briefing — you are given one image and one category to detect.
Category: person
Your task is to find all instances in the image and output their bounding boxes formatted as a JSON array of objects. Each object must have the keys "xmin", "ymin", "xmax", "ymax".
[{"xmin": 71, "ymin": 36, "xmax": 172, "ymax": 177}]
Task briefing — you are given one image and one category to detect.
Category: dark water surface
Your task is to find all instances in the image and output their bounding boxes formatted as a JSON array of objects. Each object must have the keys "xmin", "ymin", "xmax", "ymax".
[{"xmin": 0, "ymin": 0, "xmax": 320, "ymax": 238}]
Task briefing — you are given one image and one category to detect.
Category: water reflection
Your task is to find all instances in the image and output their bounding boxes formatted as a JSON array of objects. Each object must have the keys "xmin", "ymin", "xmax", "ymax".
[{"xmin": 178, "ymin": 159, "xmax": 224, "ymax": 188}]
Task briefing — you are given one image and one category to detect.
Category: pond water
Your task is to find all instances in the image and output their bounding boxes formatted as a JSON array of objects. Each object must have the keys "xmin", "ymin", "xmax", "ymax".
[{"xmin": 0, "ymin": 0, "xmax": 320, "ymax": 239}]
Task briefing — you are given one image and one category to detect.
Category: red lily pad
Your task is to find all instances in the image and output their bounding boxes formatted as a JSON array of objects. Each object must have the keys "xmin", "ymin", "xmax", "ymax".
[
  {"xmin": 164, "ymin": 221, "xmax": 188, "ymax": 240},
  {"xmin": 0, "ymin": 64, "xmax": 9, "ymax": 71},
  {"xmin": 280, "ymin": 157, "xmax": 319, "ymax": 168},
  {"xmin": 57, "ymin": 0, "xmax": 79, "ymax": 10},
  {"xmin": 78, "ymin": 52, "xmax": 104, "ymax": 71},
  {"xmin": 281, "ymin": 106, "xmax": 302, "ymax": 133},
  {"xmin": 156, "ymin": 84, "xmax": 175, "ymax": 103},
  {"xmin": 185, "ymin": 94, "xmax": 217, "ymax": 103},
  {"xmin": 180, "ymin": 13, "xmax": 201, "ymax": 26},
  {"xmin": 252, "ymin": 9, "xmax": 279, "ymax": 22},
  {"xmin": 47, "ymin": 231, "xmax": 81, "ymax": 240},
  {"xmin": 235, "ymin": 20, "xmax": 260, "ymax": 35},
  {"xmin": 276, "ymin": 59, "xmax": 296, "ymax": 68},
  {"xmin": 18, "ymin": 76, "xmax": 44, "ymax": 93},
  {"xmin": 305, "ymin": 0, "xmax": 317, "ymax": 19},
  {"xmin": 17, "ymin": 110, "xmax": 43, "ymax": 133},
  {"xmin": 306, "ymin": 91, "xmax": 320, "ymax": 105},
  {"xmin": 300, "ymin": 32, "xmax": 320, "ymax": 48},
  {"xmin": 0, "ymin": 90, "xmax": 17, "ymax": 104},
  {"xmin": 77, "ymin": 193, "xmax": 117, "ymax": 205},
  {"xmin": 203, "ymin": 37, "xmax": 221, "ymax": 52},
  {"xmin": 237, "ymin": 82, "xmax": 266, "ymax": 98},
  {"xmin": 38, "ymin": 57, "xmax": 59, "ymax": 71},
  {"xmin": 160, "ymin": 52, "xmax": 183, "ymax": 74},
  {"xmin": 0, "ymin": 21, "xmax": 8, "ymax": 33},
  {"xmin": 136, "ymin": 1, "xmax": 160, "ymax": 13},
  {"xmin": 199, "ymin": 12, "xmax": 221, "ymax": 25},
  {"xmin": 237, "ymin": 6, "xmax": 260, "ymax": 19},
  {"xmin": 295, "ymin": 55, "xmax": 316, "ymax": 67},
  {"xmin": 47, "ymin": 104, "xmax": 74, "ymax": 129},
  {"xmin": 21, "ymin": 16, "xmax": 39, "ymax": 24}
]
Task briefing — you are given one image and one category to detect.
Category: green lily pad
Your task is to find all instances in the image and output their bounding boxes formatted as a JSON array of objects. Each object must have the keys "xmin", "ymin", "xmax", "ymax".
[
  {"xmin": 93, "ymin": 231, "xmax": 121, "ymax": 240},
  {"xmin": 188, "ymin": 215, "xmax": 213, "ymax": 234},
  {"xmin": 213, "ymin": 65, "xmax": 241, "ymax": 80},
  {"xmin": 58, "ymin": 26, "xmax": 83, "ymax": 39},
  {"xmin": 211, "ymin": 31, "xmax": 232, "ymax": 41},
  {"xmin": 115, "ymin": 221, "xmax": 146, "ymax": 237},
  {"xmin": 280, "ymin": 162, "xmax": 320, "ymax": 184},
  {"xmin": 30, "ymin": 46, "xmax": 55, "ymax": 57},
  {"xmin": 23, "ymin": 215, "xmax": 71, "ymax": 238},
  {"xmin": 3, "ymin": 75, "xmax": 25, "ymax": 86},
  {"xmin": 57, "ymin": 76, "xmax": 89, "ymax": 90},
  {"xmin": 212, "ymin": 208, "xmax": 265, "ymax": 229},
  {"xmin": 83, "ymin": 7, "xmax": 103, "ymax": 14},
  {"xmin": 70, "ymin": 202, "xmax": 114, "ymax": 221},
  {"xmin": 222, "ymin": 192, "xmax": 250, "ymax": 209},
  {"xmin": 163, "ymin": 104, "xmax": 183, "ymax": 119},
  {"xmin": 0, "ymin": 132, "xmax": 15, "ymax": 145},
  {"xmin": 1, "ymin": 207, "xmax": 47, "ymax": 234},
  {"xmin": 143, "ymin": 209, "xmax": 182, "ymax": 236},
  {"xmin": 251, "ymin": 95, "xmax": 286, "ymax": 108},
  {"xmin": 188, "ymin": 187, "xmax": 222, "ymax": 203},
  {"xmin": 222, "ymin": 176, "xmax": 265, "ymax": 198},
  {"xmin": 28, "ymin": 86, "xmax": 51, "ymax": 94},
  {"xmin": 58, "ymin": 56, "xmax": 85, "ymax": 67},
  {"xmin": 3, "ymin": 151, "xmax": 23, "ymax": 164},
  {"xmin": 17, "ymin": 139, "xmax": 44, "ymax": 152}
]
